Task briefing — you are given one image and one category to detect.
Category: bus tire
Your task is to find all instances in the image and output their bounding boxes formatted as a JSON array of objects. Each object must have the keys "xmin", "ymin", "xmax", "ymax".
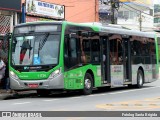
[
  {"xmin": 83, "ymin": 73, "xmax": 93, "ymax": 95},
  {"xmin": 136, "ymin": 69, "xmax": 144, "ymax": 88}
]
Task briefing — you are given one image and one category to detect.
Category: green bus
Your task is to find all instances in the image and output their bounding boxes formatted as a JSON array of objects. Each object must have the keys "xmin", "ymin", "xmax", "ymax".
[{"xmin": 9, "ymin": 21, "xmax": 159, "ymax": 95}]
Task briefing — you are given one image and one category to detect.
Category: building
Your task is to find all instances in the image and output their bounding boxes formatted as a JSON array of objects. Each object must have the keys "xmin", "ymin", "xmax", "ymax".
[
  {"xmin": 118, "ymin": 0, "xmax": 154, "ymax": 31},
  {"xmin": 99, "ymin": 0, "xmax": 154, "ymax": 31},
  {"xmin": 0, "ymin": 0, "xmax": 21, "ymax": 36},
  {"xmin": 22, "ymin": 0, "xmax": 99, "ymax": 23},
  {"xmin": 0, "ymin": 0, "xmax": 99, "ymax": 37},
  {"xmin": 154, "ymin": 0, "xmax": 160, "ymax": 31}
]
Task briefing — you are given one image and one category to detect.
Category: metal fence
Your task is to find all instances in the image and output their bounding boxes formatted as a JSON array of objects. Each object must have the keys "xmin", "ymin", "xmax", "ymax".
[{"xmin": 0, "ymin": 15, "xmax": 10, "ymax": 36}]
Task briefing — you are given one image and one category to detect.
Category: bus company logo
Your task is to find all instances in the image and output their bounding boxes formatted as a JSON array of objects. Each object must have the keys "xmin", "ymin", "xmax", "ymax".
[{"xmin": 29, "ymin": 66, "xmax": 42, "ymax": 69}]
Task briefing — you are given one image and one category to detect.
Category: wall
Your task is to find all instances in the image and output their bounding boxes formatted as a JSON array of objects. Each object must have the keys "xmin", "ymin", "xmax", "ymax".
[{"xmin": 22, "ymin": 0, "xmax": 99, "ymax": 23}]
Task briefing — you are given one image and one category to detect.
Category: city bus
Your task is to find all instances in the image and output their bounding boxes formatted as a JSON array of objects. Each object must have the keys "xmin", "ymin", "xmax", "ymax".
[{"xmin": 9, "ymin": 21, "xmax": 159, "ymax": 95}]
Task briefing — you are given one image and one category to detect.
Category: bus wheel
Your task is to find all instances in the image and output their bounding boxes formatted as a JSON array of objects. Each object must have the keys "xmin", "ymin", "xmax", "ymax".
[
  {"xmin": 136, "ymin": 69, "xmax": 144, "ymax": 88},
  {"xmin": 83, "ymin": 73, "xmax": 93, "ymax": 95}
]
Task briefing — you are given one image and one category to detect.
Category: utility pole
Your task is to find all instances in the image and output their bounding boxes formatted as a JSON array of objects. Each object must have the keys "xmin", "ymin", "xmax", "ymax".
[
  {"xmin": 102, "ymin": 0, "xmax": 119, "ymax": 24},
  {"xmin": 110, "ymin": 0, "xmax": 119, "ymax": 24},
  {"xmin": 139, "ymin": 11, "xmax": 142, "ymax": 31},
  {"xmin": 22, "ymin": 3, "xmax": 26, "ymax": 23},
  {"xmin": 111, "ymin": 0, "xmax": 115, "ymax": 24}
]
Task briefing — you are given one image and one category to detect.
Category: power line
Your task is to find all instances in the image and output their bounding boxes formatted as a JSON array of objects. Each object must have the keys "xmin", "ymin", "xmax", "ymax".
[
  {"xmin": 121, "ymin": 5, "xmax": 153, "ymax": 20},
  {"xmin": 122, "ymin": 2, "xmax": 151, "ymax": 16},
  {"xmin": 120, "ymin": 2, "xmax": 153, "ymax": 31},
  {"xmin": 131, "ymin": 0, "xmax": 153, "ymax": 7}
]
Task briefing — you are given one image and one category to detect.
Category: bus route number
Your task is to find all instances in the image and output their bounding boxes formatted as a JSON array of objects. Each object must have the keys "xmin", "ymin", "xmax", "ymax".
[{"xmin": 38, "ymin": 74, "xmax": 46, "ymax": 78}]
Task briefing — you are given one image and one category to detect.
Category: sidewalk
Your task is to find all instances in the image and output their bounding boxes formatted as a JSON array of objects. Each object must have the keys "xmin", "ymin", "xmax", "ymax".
[
  {"xmin": 0, "ymin": 89, "xmax": 15, "ymax": 100},
  {"xmin": 0, "ymin": 89, "xmax": 37, "ymax": 100}
]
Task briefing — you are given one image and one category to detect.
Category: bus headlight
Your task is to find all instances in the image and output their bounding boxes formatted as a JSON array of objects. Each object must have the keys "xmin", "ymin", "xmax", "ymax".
[
  {"xmin": 10, "ymin": 71, "xmax": 18, "ymax": 79},
  {"xmin": 49, "ymin": 68, "xmax": 61, "ymax": 79}
]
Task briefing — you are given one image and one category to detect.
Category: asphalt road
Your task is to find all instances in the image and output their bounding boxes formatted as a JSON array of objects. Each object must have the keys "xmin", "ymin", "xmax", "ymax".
[{"xmin": 0, "ymin": 80, "xmax": 160, "ymax": 120}]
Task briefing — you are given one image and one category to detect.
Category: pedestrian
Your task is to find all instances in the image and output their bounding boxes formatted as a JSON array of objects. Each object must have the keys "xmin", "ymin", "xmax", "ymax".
[
  {"xmin": 0, "ymin": 56, "xmax": 5, "ymax": 81},
  {"xmin": 3, "ymin": 60, "xmax": 10, "ymax": 92}
]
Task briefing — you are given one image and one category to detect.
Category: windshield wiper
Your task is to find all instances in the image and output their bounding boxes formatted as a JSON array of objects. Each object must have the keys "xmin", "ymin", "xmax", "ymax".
[{"xmin": 39, "ymin": 33, "xmax": 50, "ymax": 50}]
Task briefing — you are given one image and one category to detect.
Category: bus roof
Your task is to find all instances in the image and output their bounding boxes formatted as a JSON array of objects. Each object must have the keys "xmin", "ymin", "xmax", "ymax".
[
  {"xmin": 15, "ymin": 21, "xmax": 63, "ymax": 27},
  {"xmin": 15, "ymin": 21, "xmax": 155, "ymax": 38}
]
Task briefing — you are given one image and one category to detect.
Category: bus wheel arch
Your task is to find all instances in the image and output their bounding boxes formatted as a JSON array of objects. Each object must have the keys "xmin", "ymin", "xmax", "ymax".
[
  {"xmin": 136, "ymin": 67, "xmax": 144, "ymax": 88},
  {"xmin": 83, "ymin": 69, "xmax": 94, "ymax": 95}
]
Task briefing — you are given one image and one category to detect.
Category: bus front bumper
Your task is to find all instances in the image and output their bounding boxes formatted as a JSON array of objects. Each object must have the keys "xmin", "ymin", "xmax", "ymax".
[{"xmin": 10, "ymin": 74, "xmax": 64, "ymax": 90}]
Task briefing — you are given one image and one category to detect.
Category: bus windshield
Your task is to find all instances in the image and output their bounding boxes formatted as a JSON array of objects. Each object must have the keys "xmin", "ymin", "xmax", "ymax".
[{"xmin": 12, "ymin": 32, "xmax": 60, "ymax": 66}]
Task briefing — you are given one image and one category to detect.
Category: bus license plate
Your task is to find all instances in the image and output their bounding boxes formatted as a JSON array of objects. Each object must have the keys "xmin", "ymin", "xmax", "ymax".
[{"xmin": 28, "ymin": 84, "xmax": 39, "ymax": 88}]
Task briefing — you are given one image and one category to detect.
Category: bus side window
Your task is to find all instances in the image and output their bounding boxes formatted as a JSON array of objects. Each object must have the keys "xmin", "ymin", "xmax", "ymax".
[
  {"xmin": 82, "ymin": 39, "xmax": 91, "ymax": 63},
  {"xmin": 64, "ymin": 36, "xmax": 70, "ymax": 69},
  {"xmin": 91, "ymin": 39, "xmax": 100, "ymax": 63},
  {"xmin": 64, "ymin": 34, "xmax": 79, "ymax": 70}
]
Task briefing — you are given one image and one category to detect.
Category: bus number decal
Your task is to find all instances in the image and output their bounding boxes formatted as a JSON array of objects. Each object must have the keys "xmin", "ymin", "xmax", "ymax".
[{"xmin": 38, "ymin": 74, "xmax": 47, "ymax": 78}]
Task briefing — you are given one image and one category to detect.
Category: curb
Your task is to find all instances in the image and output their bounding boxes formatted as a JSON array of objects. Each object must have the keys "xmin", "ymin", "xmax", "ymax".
[
  {"xmin": 0, "ymin": 93, "xmax": 15, "ymax": 100},
  {"xmin": 0, "ymin": 90, "xmax": 37, "ymax": 100}
]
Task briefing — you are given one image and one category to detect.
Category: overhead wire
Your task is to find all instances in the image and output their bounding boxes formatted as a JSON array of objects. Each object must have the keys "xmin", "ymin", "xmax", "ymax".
[
  {"xmin": 121, "ymin": 5, "xmax": 153, "ymax": 21},
  {"xmin": 121, "ymin": 2, "xmax": 151, "ymax": 16},
  {"xmin": 130, "ymin": 0, "xmax": 152, "ymax": 6}
]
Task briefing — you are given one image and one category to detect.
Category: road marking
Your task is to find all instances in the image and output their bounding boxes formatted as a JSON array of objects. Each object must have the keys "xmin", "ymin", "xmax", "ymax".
[
  {"xmin": 43, "ymin": 99, "xmax": 59, "ymax": 102},
  {"xmin": 13, "ymin": 102, "xmax": 31, "ymax": 105},
  {"xmin": 96, "ymin": 96, "xmax": 160, "ymax": 110},
  {"xmin": 97, "ymin": 105, "xmax": 160, "ymax": 110},
  {"xmin": 106, "ymin": 86, "xmax": 160, "ymax": 95}
]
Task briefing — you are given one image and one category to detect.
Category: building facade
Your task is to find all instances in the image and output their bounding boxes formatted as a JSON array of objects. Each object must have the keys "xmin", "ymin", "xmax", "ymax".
[
  {"xmin": 0, "ymin": 0, "xmax": 21, "ymax": 36},
  {"xmin": 99, "ymin": 0, "xmax": 154, "ymax": 31},
  {"xmin": 118, "ymin": 0, "xmax": 154, "ymax": 31},
  {"xmin": 22, "ymin": 0, "xmax": 99, "ymax": 23},
  {"xmin": 154, "ymin": 1, "xmax": 160, "ymax": 31},
  {"xmin": 0, "ymin": 0, "xmax": 99, "ymax": 37}
]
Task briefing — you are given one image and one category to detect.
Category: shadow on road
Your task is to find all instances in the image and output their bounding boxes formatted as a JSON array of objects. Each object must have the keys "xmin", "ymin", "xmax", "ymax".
[{"xmin": 4, "ymin": 85, "xmax": 155, "ymax": 100}]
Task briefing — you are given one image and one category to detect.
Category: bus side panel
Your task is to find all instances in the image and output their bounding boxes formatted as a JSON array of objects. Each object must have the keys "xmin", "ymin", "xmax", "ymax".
[
  {"xmin": 110, "ymin": 65, "xmax": 124, "ymax": 87},
  {"xmin": 64, "ymin": 67, "xmax": 84, "ymax": 90},
  {"xmin": 64, "ymin": 65, "xmax": 102, "ymax": 90},
  {"xmin": 92, "ymin": 65, "xmax": 102, "ymax": 87}
]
